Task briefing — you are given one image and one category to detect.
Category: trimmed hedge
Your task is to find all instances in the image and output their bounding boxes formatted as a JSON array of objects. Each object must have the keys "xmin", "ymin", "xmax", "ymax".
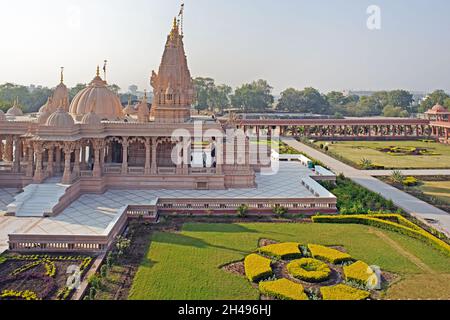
[
  {"xmin": 312, "ymin": 214, "xmax": 450, "ymax": 257},
  {"xmin": 287, "ymin": 258, "xmax": 331, "ymax": 283},
  {"xmin": 244, "ymin": 254, "xmax": 273, "ymax": 282},
  {"xmin": 257, "ymin": 242, "xmax": 302, "ymax": 260},
  {"xmin": 308, "ymin": 244, "xmax": 352, "ymax": 264},
  {"xmin": 259, "ymin": 279, "xmax": 308, "ymax": 300},
  {"xmin": 343, "ymin": 261, "xmax": 376, "ymax": 287},
  {"xmin": 320, "ymin": 284, "xmax": 370, "ymax": 300}
]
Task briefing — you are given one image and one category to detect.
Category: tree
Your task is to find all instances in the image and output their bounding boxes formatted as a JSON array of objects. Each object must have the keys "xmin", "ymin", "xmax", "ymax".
[
  {"xmin": 383, "ymin": 105, "xmax": 409, "ymax": 117},
  {"xmin": 237, "ymin": 204, "xmax": 249, "ymax": 217},
  {"xmin": 387, "ymin": 90, "xmax": 413, "ymax": 109},
  {"xmin": 69, "ymin": 83, "xmax": 87, "ymax": 100},
  {"xmin": 211, "ymin": 84, "xmax": 232, "ymax": 114},
  {"xmin": 352, "ymin": 96, "xmax": 382, "ymax": 117},
  {"xmin": 277, "ymin": 87, "xmax": 330, "ymax": 114},
  {"xmin": 108, "ymin": 84, "xmax": 121, "ymax": 95},
  {"xmin": 231, "ymin": 80, "xmax": 274, "ymax": 112},
  {"xmin": 419, "ymin": 90, "xmax": 450, "ymax": 113},
  {"xmin": 193, "ymin": 77, "xmax": 215, "ymax": 111}
]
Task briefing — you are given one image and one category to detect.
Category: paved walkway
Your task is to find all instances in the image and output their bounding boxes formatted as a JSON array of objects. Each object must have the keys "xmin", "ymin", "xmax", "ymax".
[
  {"xmin": 361, "ymin": 169, "xmax": 450, "ymax": 177},
  {"xmin": 282, "ymin": 137, "xmax": 450, "ymax": 237}
]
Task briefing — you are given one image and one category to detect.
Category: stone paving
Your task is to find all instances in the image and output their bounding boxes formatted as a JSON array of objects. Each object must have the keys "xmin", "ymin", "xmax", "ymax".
[
  {"xmin": 0, "ymin": 162, "xmax": 334, "ymax": 252},
  {"xmin": 282, "ymin": 137, "xmax": 450, "ymax": 237}
]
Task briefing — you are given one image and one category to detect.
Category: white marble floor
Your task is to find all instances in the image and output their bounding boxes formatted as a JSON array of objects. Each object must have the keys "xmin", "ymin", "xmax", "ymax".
[{"xmin": 0, "ymin": 162, "xmax": 334, "ymax": 252}]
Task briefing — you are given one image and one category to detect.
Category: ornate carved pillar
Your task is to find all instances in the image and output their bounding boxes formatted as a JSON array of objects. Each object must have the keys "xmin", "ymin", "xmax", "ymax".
[
  {"xmin": 12, "ymin": 136, "xmax": 21, "ymax": 173},
  {"xmin": 26, "ymin": 144, "xmax": 34, "ymax": 177},
  {"xmin": 33, "ymin": 143, "xmax": 44, "ymax": 183},
  {"xmin": 121, "ymin": 137, "xmax": 129, "ymax": 175},
  {"xmin": 73, "ymin": 144, "xmax": 81, "ymax": 178},
  {"xmin": 4, "ymin": 136, "xmax": 13, "ymax": 162},
  {"xmin": 62, "ymin": 142, "xmax": 73, "ymax": 184},
  {"xmin": 80, "ymin": 143, "xmax": 87, "ymax": 170},
  {"xmin": 46, "ymin": 146, "xmax": 54, "ymax": 176},
  {"xmin": 216, "ymin": 138, "xmax": 223, "ymax": 174},
  {"xmin": 92, "ymin": 140, "xmax": 104, "ymax": 178},
  {"xmin": 0, "ymin": 136, "xmax": 3, "ymax": 161},
  {"xmin": 144, "ymin": 138, "xmax": 151, "ymax": 175},
  {"xmin": 151, "ymin": 137, "xmax": 157, "ymax": 174},
  {"xmin": 55, "ymin": 146, "xmax": 62, "ymax": 173}
]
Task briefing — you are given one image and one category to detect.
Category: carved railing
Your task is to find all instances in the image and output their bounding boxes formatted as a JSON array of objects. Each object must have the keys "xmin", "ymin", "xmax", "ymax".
[
  {"xmin": 8, "ymin": 205, "xmax": 129, "ymax": 253},
  {"xmin": 158, "ymin": 167, "xmax": 176, "ymax": 175},
  {"xmin": 79, "ymin": 170, "xmax": 93, "ymax": 177},
  {"xmin": 189, "ymin": 167, "xmax": 216, "ymax": 175}
]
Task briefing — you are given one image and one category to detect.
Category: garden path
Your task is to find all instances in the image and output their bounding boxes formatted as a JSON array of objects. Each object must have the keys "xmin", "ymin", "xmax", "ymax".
[
  {"xmin": 281, "ymin": 137, "xmax": 450, "ymax": 237},
  {"xmin": 368, "ymin": 228, "xmax": 434, "ymax": 274}
]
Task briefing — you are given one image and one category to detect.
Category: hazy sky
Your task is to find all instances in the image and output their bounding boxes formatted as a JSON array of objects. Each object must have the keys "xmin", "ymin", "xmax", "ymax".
[{"xmin": 1, "ymin": 0, "xmax": 449, "ymax": 94}]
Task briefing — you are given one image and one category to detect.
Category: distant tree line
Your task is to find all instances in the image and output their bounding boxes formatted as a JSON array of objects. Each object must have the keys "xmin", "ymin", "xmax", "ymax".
[
  {"xmin": 1, "ymin": 78, "xmax": 449, "ymax": 118},
  {"xmin": 0, "ymin": 82, "xmax": 123, "ymax": 113},
  {"xmin": 193, "ymin": 78, "xmax": 450, "ymax": 117}
]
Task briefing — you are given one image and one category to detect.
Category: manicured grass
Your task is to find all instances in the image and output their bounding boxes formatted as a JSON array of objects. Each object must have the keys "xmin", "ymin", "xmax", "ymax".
[
  {"xmin": 128, "ymin": 223, "xmax": 450, "ymax": 300},
  {"xmin": 314, "ymin": 140, "xmax": 450, "ymax": 169},
  {"xmin": 418, "ymin": 180, "xmax": 450, "ymax": 204}
]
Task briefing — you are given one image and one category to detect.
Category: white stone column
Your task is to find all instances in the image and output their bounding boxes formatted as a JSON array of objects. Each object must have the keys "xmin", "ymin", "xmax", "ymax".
[
  {"xmin": 144, "ymin": 138, "xmax": 151, "ymax": 175},
  {"xmin": 121, "ymin": 138, "xmax": 129, "ymax": 175},
  {"xmin": 151, "ymin": 137, "xmax": 157, "ymax": 174}
]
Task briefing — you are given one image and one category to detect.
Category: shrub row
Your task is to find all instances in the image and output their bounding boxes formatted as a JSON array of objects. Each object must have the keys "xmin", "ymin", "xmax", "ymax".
[
  {"xmin": 244, "ymin": 254, "xmax": 273, "ymax": 282},
  {"xmin": 320, "ymin": 284, "xmax": 370, "ymax": 300},
  {"xmin": 259, "ymin": 279, "xmax": 308, "ymax": 300},
  {"xmin": 287, "ymin": 258, "xmax": 331, "ymax": 283},
  {"xmin": 343, "ymin": 261, "xmax": 376, "ymax": 287},
  {"xmin": 0, "ymin": 289, "xmax": 40, "ymax": 301},
  {"xmin": 312, "ymin": 214, "xmax": 450, "ymax": 257},
  {"xmin": 308, "ymin": 244, "xmax": 352, "ymax": 264},
  {"xmin": 257, "ymin": 242, "xmax": 302, "ymax": 260}
]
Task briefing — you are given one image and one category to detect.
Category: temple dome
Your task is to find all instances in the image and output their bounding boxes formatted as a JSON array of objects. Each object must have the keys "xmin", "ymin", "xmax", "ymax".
[
  {"xmin": 136, "ymin": 92, "xmax": 150, "ymax": 123},
  {"xmin": 6, "ymin": 99, "xmax": 23, "ymax": 116},
  {"xmin": 69, "ymin": 68, "xmax": 123, "ymax": 121},
  {"xmin": 37, "ymin": 108, "xmax": 51, "ymax": 125},
  {"xmin": 431, "ymin": 104, "xmax": 448, "ymax": 113},
  {"xmin": 123, "ymin": 96, "xmax": 137, "ymax": 115},
  {"xmin": 46, "ymin": 107, "xmax": 75, "ymax": 128},
  {"xmin": 39, "ymin": 97, "xmax": 53, "ymax": 114},
  {"xmin": 81, "ymin": 110, "xmax": 102, "ymax": 126},
  {"xmin": 0, "ymin": 110, "xmax": 6, "ymax": 121},
  {"xmin": 51, "ymin": 82, "xmax": 69, "ymax": 112}
]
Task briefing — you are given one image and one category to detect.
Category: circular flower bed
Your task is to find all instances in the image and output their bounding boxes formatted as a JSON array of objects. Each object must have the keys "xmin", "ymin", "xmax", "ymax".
[{"xmin": 287, "ymin": 258, "xmax": 331, "ymax": 283}]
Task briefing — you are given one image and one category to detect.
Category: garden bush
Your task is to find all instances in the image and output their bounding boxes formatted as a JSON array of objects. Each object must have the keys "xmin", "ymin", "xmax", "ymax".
[
  {"xmin": 244, "ymin": 254, "xmax": 273, "ymax": 282},
  {"xmin": 257, "ymin": 242, "xmax": 302, "ymax": 259},
  {"xmin": 308, "ymin": 244, "xmax": 352, "ymax": 264},
  {"xmin": 402, "ymin": 176, "xmax": 419, "ymax": 186},
  {"xmin": 312, "ymin": 214, "xmax": 450, "ymax": 257},
  {"xmin": 343, "ymin": 261, "xmax": 376, "ymax": 287},
  {"xmin": 259, "ymin": 279, "xmax": 308, "ymax": 300},
  {"xmin": 0, "ymin": 289, "xmax": 40, "ymax": 301},
  {"xmin": 320, "ymin": 284, "xmax": 370, "ymax": 300},
  {"xmin": 320, "ymin": 176, "xmax": 399, "ymax": 214},
  {"xmin": 286, "ymin": 258, "xmax": 331, "ymax": 283}
]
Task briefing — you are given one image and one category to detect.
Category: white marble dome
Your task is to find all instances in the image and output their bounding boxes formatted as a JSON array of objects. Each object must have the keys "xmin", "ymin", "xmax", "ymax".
[{"xmin": 69, "ymin": 69, "xmax": 123, "ymax": 121}]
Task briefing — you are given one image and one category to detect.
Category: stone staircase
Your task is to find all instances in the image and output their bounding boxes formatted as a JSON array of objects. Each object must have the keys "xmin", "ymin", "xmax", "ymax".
[{"xmin": 7, "ymin": 178, "xmax": 70, "ymax": 217}]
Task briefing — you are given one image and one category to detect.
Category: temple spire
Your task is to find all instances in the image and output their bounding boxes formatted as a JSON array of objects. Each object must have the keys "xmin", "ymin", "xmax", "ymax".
[
  {"xmin": 60, "ymin": 67, "xmax": 64, "ymax": 83},
  {"xmin": 96, "ymin": 65, "xmax": 100, "ymax": 77}
]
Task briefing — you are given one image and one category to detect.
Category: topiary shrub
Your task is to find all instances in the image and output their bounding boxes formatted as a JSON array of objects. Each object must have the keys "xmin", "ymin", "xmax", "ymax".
[
  {"xmin": 287, "ymin": 258, "xmax": 331, "ymax": 283},
  {"xmin": 257, "ymin": 242, "xmax": 302, "ymax": 260},
  {"xmin": 308, "ymin": 244, "xmax": 352, "ymax": 264},
  {"xmin": 259, "ymin": 279, "xmax": 308, "ymax": 300},
  {"xmin": 320, "ymin": 284, "xmax": 370, "ymax": 300},
  {"xmin": 244, "ymin": 254, "xmax": 273, "ymax": 282}
]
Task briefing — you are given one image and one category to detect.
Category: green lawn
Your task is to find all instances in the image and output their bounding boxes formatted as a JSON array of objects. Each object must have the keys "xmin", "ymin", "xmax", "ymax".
[
  {"xmin": 128, "ymin": 223, "xmax": 450, "ymax": 300},
  {"xmin": 418, "ymin": 180, "xmax": 450, "ymax": 204},
  {"xmin": 314, "ymin": 140, "xmax": 450, "ymax": 169}
]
